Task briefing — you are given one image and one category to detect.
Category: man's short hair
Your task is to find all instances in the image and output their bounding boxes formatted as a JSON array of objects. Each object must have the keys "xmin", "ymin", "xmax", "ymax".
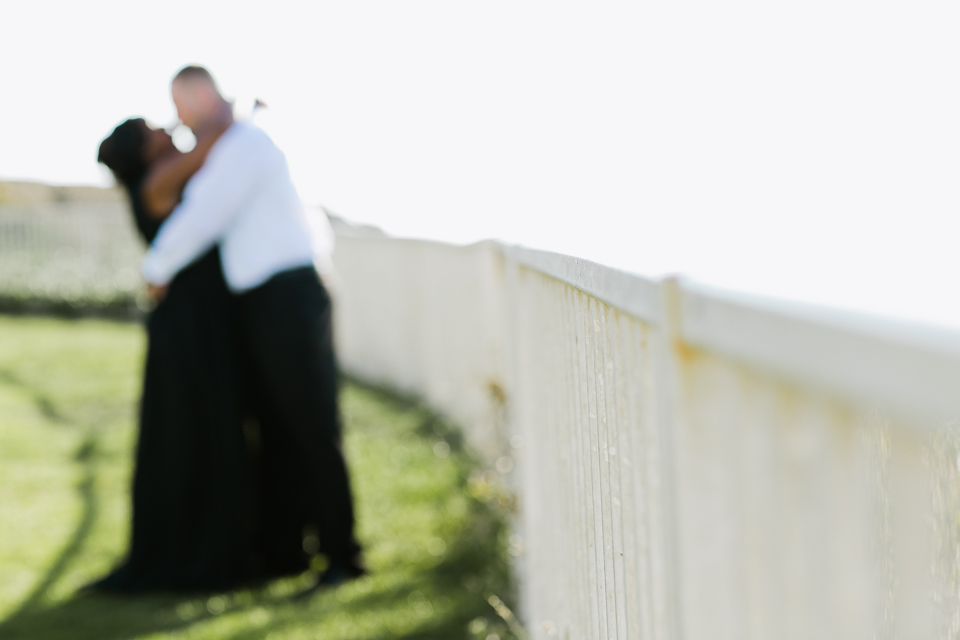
[{"xmin": 172, "ymin": 65, "xmax": 219, "ymax": 89}]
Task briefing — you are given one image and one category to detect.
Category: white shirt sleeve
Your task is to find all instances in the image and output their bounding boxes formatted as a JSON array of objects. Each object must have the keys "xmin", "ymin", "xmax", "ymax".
[{"xmin": 141, "ymin": 127, "xmax": 267, "ymax": 285}]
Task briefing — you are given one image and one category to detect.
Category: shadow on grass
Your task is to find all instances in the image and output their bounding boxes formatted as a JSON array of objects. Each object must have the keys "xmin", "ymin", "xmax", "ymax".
[
  {"xmin": 0, "ymin": 295, "xmax": 141, "ymax": 322},
  {"xmin": 0, "ymin": 368, "xmax": 69, "ymax": 425},
  {"xmin": 340, "ymin": 374, "xmax": 469, "ymax": 457},
  {"xmin": 0, "ymin": 492, "xmax": 511, "ymax": 640},
  {"xmin": 17, "ymin": 435, "xmax": 100, "ymax": 613},
  {"xmin": 0, "ymin": 379, "xmax": 516, "ymax": 640}
]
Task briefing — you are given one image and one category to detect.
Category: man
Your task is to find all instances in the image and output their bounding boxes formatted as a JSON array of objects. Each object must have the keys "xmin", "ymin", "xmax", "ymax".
[{"xmin": 142, "ymin": 65, "xmax": 363, "ymax": 585}]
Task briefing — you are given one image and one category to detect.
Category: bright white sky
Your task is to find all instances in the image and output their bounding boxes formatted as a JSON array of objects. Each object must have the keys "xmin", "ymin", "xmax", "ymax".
[{"xmin": 3, "ymin": 1, "xmax": 960, "ymax": 329}]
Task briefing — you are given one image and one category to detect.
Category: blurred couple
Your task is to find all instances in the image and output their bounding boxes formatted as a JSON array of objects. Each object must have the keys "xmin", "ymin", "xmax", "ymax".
[{"xmin": 94, "ymin": 66, "xmax": 363, "ymax": 592}]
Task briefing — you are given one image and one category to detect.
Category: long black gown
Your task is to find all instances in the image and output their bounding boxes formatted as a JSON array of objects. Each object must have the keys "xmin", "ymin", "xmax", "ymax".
[{"xmin": 95, "ymin": 189, "xmax": 260, "ymax": 591}]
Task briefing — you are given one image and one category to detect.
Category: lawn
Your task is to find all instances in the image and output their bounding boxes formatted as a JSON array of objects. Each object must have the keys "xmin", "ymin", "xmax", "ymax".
[{"xmin": 0, "ymin": 315, "xmax": 517, "ymax": 640}]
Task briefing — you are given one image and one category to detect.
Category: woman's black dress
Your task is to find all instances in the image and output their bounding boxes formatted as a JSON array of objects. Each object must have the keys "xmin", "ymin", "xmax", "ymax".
[{"xmin": 95, "ymin": 190, "xmax": 259, "ymax": 591}]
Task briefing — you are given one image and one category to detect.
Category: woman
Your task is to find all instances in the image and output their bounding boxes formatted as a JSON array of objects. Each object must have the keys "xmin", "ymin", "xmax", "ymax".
[{"xmin": 93, "ymin": 117, "xmax": 263, "ymax": 591}]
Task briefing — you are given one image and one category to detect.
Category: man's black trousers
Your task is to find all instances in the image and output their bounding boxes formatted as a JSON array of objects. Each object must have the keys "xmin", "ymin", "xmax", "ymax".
[{"xmin": 239, "ymin": 265, "xmax": 360, "ymax": 572}]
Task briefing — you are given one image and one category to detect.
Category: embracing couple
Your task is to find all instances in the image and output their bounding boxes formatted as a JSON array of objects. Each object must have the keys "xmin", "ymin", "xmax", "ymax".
[{"xmin": 94, "ymin": 66, "xmax": 363, "ymax": 592}]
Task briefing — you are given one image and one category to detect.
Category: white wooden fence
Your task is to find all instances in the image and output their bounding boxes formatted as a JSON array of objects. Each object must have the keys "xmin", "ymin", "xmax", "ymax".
[
  {"xmin": 6, "ymin": 207, "xmax": 960, "ymax": 638},
  {"xmin": 0, "ymin": 203, "xmax": 142, "ymax": 306},
  {"xmin": 332, "ymin": 234, "xmax": 960, "ymax": 640}
]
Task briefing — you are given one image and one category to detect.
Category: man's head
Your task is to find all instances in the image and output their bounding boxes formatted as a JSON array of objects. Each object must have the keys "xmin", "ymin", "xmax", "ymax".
[{"xmin": 171, "ymin": 65, "xmax": 228, "ymax": 131}]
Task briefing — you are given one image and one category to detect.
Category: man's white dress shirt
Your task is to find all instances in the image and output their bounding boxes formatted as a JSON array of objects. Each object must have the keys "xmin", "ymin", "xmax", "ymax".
[{"xmin": 142, "ymin": 120, "xmax": 331, "ymax": 293}]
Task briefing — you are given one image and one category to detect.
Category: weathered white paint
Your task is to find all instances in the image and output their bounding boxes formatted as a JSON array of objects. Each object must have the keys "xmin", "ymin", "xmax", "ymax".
[{"xmin": 332, "ymin": 235, "xmax": 960, "ymax": 640}]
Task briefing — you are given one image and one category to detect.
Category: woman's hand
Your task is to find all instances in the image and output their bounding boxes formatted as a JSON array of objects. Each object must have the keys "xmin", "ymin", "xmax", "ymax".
[{"xmin": 147, "ymin": 283, "xmax": 169, "ymax": 302}]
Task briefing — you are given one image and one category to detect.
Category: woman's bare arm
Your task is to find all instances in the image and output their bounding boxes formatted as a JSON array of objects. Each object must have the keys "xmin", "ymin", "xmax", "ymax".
[{"xmin": 141, "ymin": 119, "xmax": 231, "ymax": 220}]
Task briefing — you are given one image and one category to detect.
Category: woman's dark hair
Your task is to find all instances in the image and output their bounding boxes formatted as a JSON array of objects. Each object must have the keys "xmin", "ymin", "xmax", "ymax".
[{"xmin": 97, "ymin": 118, "xmax": 148, "ymax": 192}]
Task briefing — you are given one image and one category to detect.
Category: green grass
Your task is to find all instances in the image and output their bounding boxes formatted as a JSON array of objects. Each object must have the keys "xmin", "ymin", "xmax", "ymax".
[{"xmin": 0, "ymin": 316, "xmax": 517, "ymax": 640}]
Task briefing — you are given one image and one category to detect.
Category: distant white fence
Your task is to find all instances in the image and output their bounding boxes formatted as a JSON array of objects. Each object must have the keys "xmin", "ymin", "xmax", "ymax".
[
  {"xmin": 332, "ymin": 234, "xmax": 960, "ymax": 640},
  {"xmin": 0, "ymin": 203, "xmax": 143, "ymax": 308}
]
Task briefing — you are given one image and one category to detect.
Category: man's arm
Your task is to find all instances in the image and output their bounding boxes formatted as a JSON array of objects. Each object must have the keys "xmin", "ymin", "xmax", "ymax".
[{"xmin": 141, "ymin": 127, "xmax": 266, "ymax": 286}]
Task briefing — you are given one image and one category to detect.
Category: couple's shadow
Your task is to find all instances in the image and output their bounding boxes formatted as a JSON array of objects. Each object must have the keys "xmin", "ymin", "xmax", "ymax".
[
  {"xmin": 0, "ymin": 584, "xmax": 307, "ymax": 640},
  {"xmin": 0, "ymin": 433, "xmax": 294, "ymax": 640},
  {"xmin": 0, "ymin": 407, "xmax": 511, "ymax": 640}
]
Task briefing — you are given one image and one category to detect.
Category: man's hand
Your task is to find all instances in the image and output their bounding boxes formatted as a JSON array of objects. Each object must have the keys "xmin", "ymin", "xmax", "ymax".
[{"xmin": 147, "ymin": 283, "xmax": 169, "ymax": 302}]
